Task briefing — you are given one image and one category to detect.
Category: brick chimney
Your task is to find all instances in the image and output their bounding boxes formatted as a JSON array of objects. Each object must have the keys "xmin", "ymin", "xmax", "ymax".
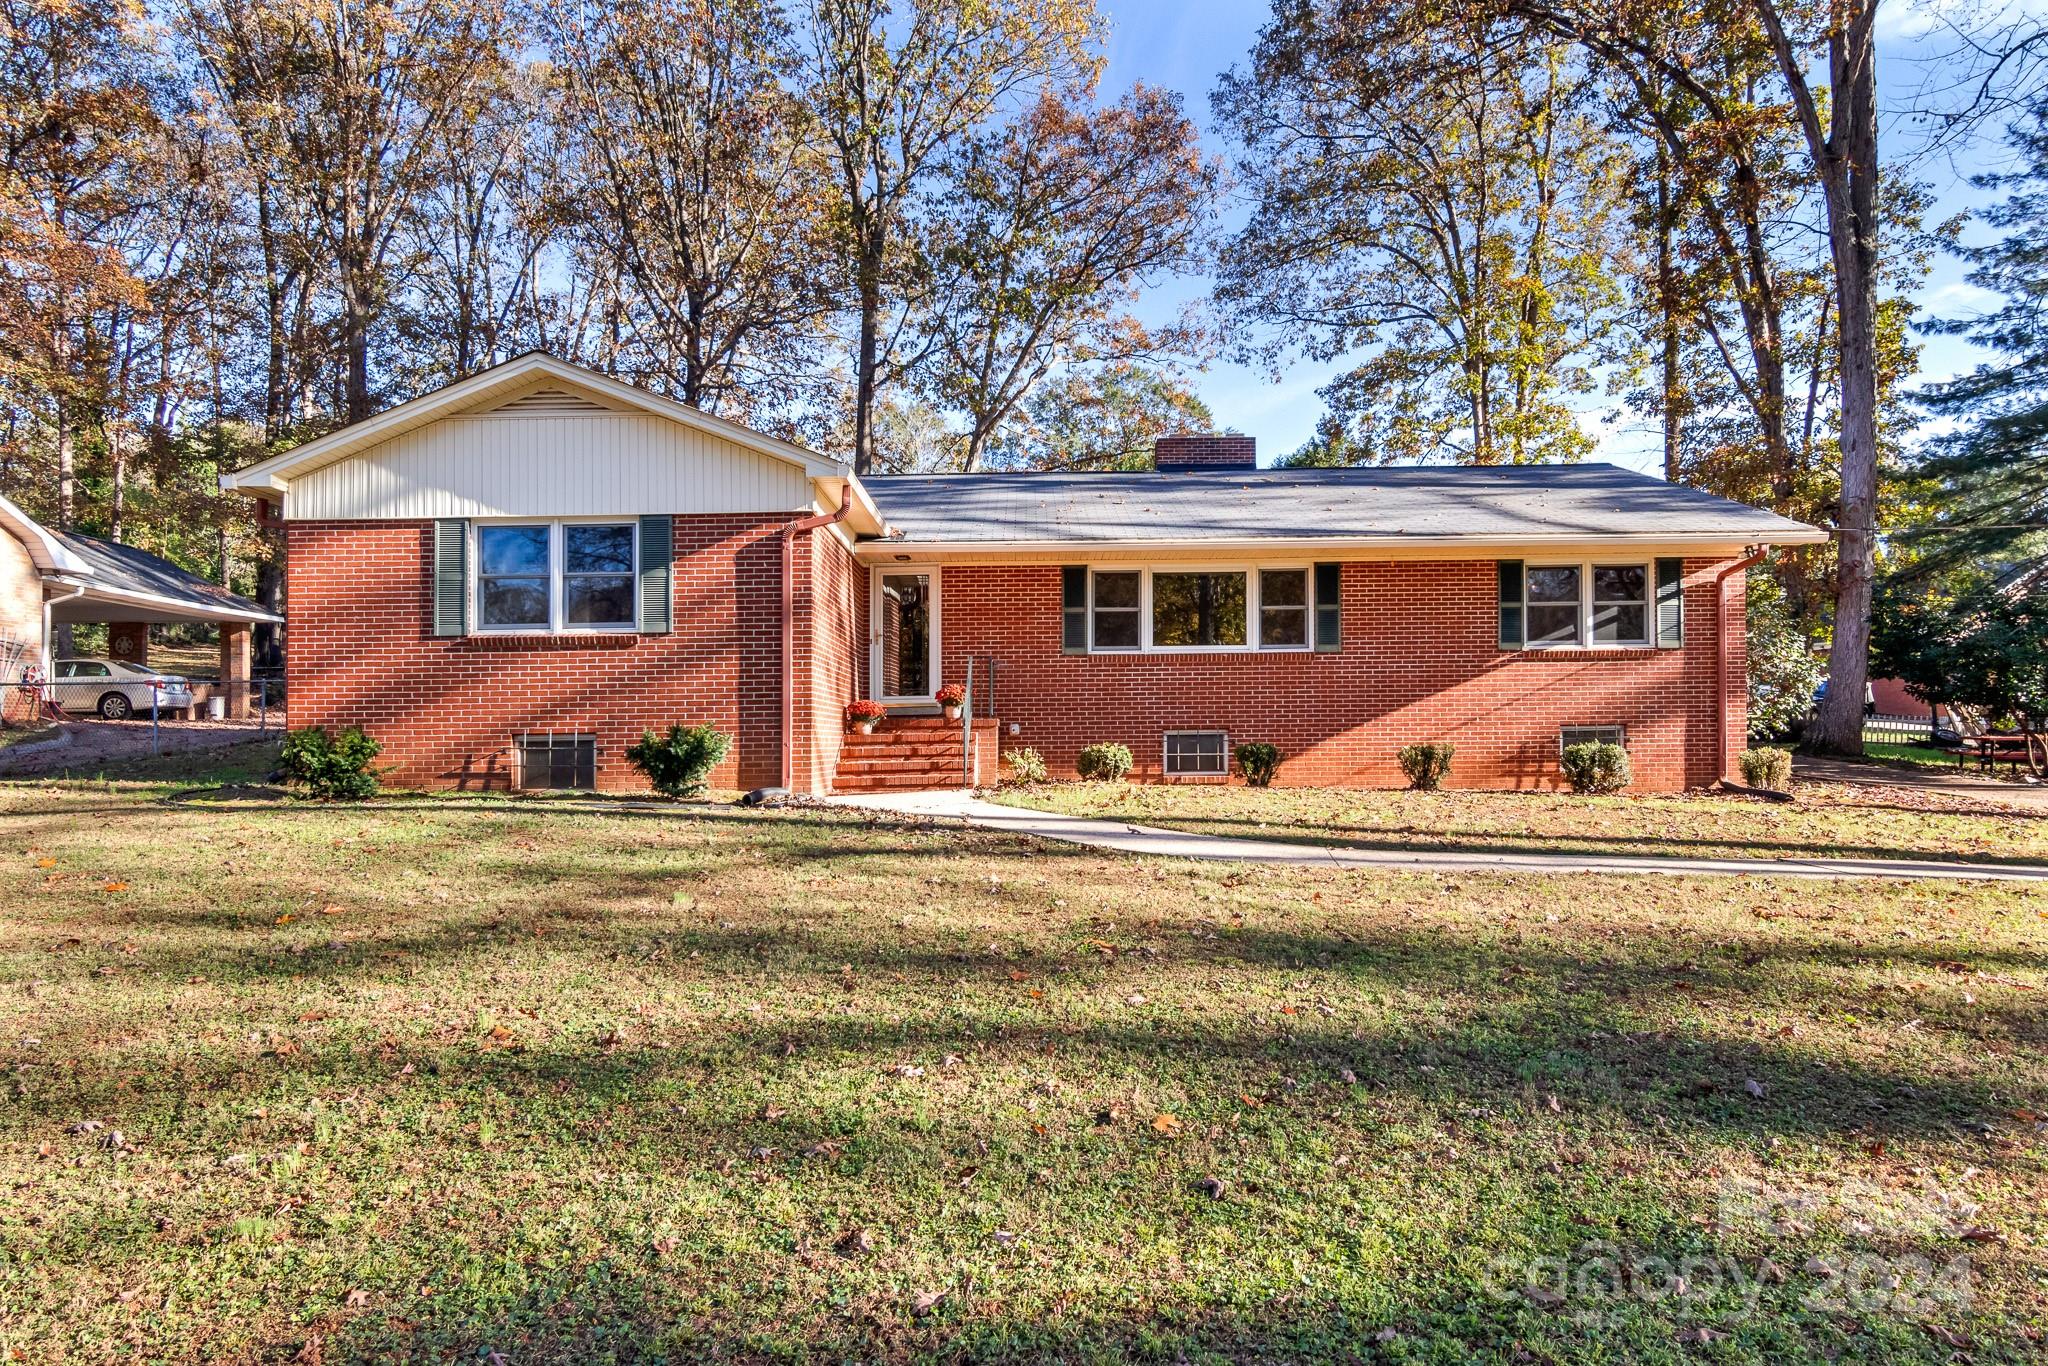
[{"xmin": 1153, "ymin": 434, "xmax": 1256, "ymax": 472}]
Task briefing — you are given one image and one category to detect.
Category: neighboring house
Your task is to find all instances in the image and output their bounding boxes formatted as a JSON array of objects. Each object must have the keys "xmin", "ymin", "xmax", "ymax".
[
  {"xmin": 0, "ymin": 492, "xmax": 282, "ymax": 725},
  {"xmin": 219, "ymin": 352, "xmax": 1824, "ymax": 794}
]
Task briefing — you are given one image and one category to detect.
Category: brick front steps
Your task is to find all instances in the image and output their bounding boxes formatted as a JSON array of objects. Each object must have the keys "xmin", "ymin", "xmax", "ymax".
[{"xmin": 834, "ymin": 716, "xmax": 999, "ymax": 793}]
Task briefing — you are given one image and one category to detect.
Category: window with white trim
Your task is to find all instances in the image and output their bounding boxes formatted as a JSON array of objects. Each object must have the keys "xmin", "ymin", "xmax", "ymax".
[
  {"xmin": 1258, "ymin": 569, "xmax": 1309, "ymax": 647},
  {"xmin": 1090, "ymin": 570, "xmax": 1142, "ymax": 650},
  {"xmin": 475, "ymin": 521, "xmax": 637, "ymax": 632},
  {"xmin": 1085, "ymin": 567, "xmax": 1314, "ymax": 653},
  {"xmin": 1164, "ymin": 731, "xmax": 1228, "ymax": 775},
  {"xmin": 1521, "ymin": 562, "xmax": 1651, "ymax": 649}
]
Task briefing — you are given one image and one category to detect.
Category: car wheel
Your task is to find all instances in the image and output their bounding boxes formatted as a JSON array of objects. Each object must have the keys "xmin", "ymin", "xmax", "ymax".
[{"xmin": 98, "ymin": 692, "xmax": 133, "ymax": 720}]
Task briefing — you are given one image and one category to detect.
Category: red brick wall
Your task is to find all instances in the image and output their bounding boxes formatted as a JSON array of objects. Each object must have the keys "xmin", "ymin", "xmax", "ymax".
[
  {"xmin": 939, "ymin": 558, "xmax": 1746, "ymax": 792},
  {"xmin": 286, "ymin": 515, "xmax": 805, "ymax": 792},
  {"xmin": 796, "ymin": 528, "xmax": 864, "ymax": 794}
]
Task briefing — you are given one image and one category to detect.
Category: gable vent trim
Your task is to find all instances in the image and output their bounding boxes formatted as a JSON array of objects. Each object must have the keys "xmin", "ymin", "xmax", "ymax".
[{"xmin": 489, "ymin": 388, "xmax": 612, "ymax": 414}]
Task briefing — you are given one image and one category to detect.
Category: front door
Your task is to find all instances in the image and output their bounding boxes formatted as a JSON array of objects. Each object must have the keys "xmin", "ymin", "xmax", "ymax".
[{"xmin": 871, "ymin": 567, "xmax": 939, "ymax": 705}]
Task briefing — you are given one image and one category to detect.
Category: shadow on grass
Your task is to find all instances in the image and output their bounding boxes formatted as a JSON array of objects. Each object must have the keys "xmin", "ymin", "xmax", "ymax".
[{"xmin": 20, "ymin": 908, "xmax": 2045, "ymax": 1151}]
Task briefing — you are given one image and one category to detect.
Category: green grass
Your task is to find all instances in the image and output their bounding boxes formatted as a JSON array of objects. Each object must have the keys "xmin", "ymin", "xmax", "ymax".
[
  {"xmin": 1865, "ymin": 742, "xmax": 1968, "ymax": 772},
  {"xmin": 989, "ymin": 781, "xmax": 2048, "ymax": 867},
  {"xmin": 2, "ymin": 760, "xmax": 2045, "ymax": 1362}
]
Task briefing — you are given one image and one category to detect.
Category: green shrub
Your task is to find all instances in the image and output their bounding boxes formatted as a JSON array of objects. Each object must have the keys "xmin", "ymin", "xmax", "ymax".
[
  {"xmin": 1075, "ymin": 741, "xmax": 1133, "ymax": 781},
  {"xmin": 279, "ymin": 725, "xmax": 381, "ymax": 801},
  {"xmin": 1738, "ymin": 746, "xmax": 1793, "ymax": 791},
  {"xmin": 625, "ymin": 723, "xmax": 732, "ymax": 798},
  {"xmin": 1003, "ymin": 747, "xmax": 1048, "ymax": 784},
  {"xmin": 1396, "ymin": 742, "xmax": 1454, "ymax": 791},
  {"xmin": 1560, "ymin": 740, "xmax": 1632, "ymax": 794},
  {"xmin": 1235, "ymin": 741, "xmax": 1282, "ymax": 787}
]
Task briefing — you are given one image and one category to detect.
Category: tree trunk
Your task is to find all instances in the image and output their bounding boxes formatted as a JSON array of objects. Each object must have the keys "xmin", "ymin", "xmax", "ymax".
[
  {"xmin": 1656, "ymin": 141, "xmax": 1682, "ymax": 483},
  {"xmin": 1793, "ymin": 3, "xmax": 1880, "ymax": 756},
  {"xmin": 853, "ymin": 261, "xmax": 882, "ymax": 475}
]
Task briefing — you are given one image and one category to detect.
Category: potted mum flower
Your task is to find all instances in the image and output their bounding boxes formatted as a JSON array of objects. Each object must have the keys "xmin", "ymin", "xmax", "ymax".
[
  {"xmin": 845, "ymin": 699, "xmax": 887, "ymax": 734},
  {"xmin": 934, "ymin": 682, "xmax": 966, "ymax": 720}
]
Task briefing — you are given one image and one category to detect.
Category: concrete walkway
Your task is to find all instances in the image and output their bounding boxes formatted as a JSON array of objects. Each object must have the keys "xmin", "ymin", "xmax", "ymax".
[{"xmin": 823, "ymin": 789, "xmax": 2048, "ymax": 883}]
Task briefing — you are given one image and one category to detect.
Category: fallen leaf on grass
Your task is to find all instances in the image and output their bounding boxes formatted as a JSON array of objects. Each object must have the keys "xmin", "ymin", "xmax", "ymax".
[
  {"xmin": 102, "ymin": 881, "xmax": 129, "ymax": 893},
  {"xmin": 1151, "ymin": 1113, "xmax": 1182, "ymax": 1136},
  {"xmin": 343, "ymin": 1289, "xmax": 369, "ymax": 1308},
  {"xmin": 911, "ymin": 1288, "xmax": 947, "ymax": 1316}
]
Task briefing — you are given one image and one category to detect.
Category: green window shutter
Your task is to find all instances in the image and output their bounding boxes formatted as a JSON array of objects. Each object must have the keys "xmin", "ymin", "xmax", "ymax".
[
  {"xmin": 1313, "ymin": 562, "xmax": 1341, "ymax": 652},
  {"xmin": 432, "ymin": 519, "xmax": 468, "ymax": 636},
  {"xmin": 1061, "ymin": 566, "xmax": 1088, "ymax": 654},
  {"xmin": 639, "ymin": 515, "xmax": 673, "ymax": 634},
  {"xmin": 1655, "ymin": 557, "xmax": 1684, "ymax": 648},
  {"xmin": 1497, "ymin": 560, "xmax": 1524, "ymax": 650}
]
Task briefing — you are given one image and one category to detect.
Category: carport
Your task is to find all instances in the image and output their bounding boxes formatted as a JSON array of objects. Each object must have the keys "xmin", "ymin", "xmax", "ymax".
[{"xmin": 1, "ymin": 493, "xmax": 281, "ymax": 718}]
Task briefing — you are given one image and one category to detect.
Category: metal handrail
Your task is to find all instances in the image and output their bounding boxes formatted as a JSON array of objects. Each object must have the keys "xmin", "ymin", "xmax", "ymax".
[{"xmin": 961, "ymin": 656, "xmax": 975, "ymax": 786}]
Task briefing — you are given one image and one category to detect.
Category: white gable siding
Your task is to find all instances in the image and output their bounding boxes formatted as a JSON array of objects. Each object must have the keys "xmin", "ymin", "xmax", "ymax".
[{"xmin": 287, "ymin": 413, "xmax": 813, "ymax": 520}]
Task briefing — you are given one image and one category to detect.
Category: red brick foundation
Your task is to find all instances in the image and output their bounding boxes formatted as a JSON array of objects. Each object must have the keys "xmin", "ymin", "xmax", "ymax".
[{"xmin": 935, "ymin": 558, "xmax": 1746, "ymax": 792}]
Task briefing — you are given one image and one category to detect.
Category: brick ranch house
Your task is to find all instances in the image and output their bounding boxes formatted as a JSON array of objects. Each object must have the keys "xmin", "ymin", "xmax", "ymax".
[{"xmin": 219, "ymin": 353, "xmax": 1824, "ymax": 795}]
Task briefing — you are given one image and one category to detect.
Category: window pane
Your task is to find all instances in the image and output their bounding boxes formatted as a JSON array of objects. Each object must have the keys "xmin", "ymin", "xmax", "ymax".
[
  {"xmin": 565, "ymin": 524, "xmax": 634, "ymax": 575},
  {"xmin": 1259, "ymin": 569, "xmax": 1306, "ymax": 607},
  {"xmin": 479, "ymin": 525, "xmax": 549, "ymax": 575},
  {"xmin": 1592, "ymin": 604, "xmax": 1647, "ymax": 643},
  {"xmin": 1261, "ymin": 607, "xmax": 1308, "ymax": 647},
  {"xmin": 565, "ymin": 575, "xmax": 635, "ymax": 625},
  {"xmin": 1092, "ymin": 571, "xmax": 1140, "ymax": 609},
  {"xmin": 481, "ymin": 576, "xmax": 549, "ymax": 627},
  {"xmin": 1152, "ymin": 572, "xmax": 1247, "ymax": 647},
  {"xmin": 1593, "ymin": 565, "xmax": 1646, "ymax": 603},
  {"xmin": 881, "ymin": 573, "xmax": 931, "ymax": 693},
  {"xmin": 1527, "ymin": 604, "xmax": 1580, "ymax": 645},
  {"xmin": 1093, "ymin": 610, "xmax": 1140, "ymax": 650},
  {"xmin": 1091, "ymin": 572, "xmax": 1141, "ymax": 650},
  {"xmin": 1526, "ymin": 566, "xmax": 1580, "ymax": 603},
  {"xmin": 1165, "ymin": 733, "xmax": 1227, "ymax": 774}
]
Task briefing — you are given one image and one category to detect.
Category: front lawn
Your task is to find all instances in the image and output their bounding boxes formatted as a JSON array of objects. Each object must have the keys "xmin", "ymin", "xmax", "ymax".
[
  {"xmin": 2, "ymin": 763, "xmax": 2045, "ymax": 1362},
  {"xmin": 990, "ymin": 780, "xmax": 2048, "ymax": 867}
]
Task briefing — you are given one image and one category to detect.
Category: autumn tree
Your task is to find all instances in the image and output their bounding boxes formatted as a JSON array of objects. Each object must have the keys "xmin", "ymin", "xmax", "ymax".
[
  {"xmin": 927, "ymin": 84, "xmax": 1216, "ymax": 470},
  {"xmin": 981, "ymin": 362, "xmax": 1214, "ymax": 471},
  {"xmin": 802, "ymin": 0, "xmax": 1100, "ymax": 473},
  {"xmin": 183, "ymin": 0, "xmax": 520, "ymax": 422},
  {"xmin": 0, "ymin": 0, "xmax": 159, "ymax": 529},
  {"xmin": 543, "ymin": 0, "xmax": 835, "ymax": 416},
  {"xmin": 1215, "ymin": 5, "xmax": 1631, "ymax": 466}
]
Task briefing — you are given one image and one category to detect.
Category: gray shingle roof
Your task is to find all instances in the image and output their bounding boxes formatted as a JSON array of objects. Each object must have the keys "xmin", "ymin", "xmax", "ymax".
[
  {"xmin": 54, "ymin": 531, "xmax": 279, "ymax": 620},
  {"xmin": 862, "ymin": 464, "xmax": 1821, "ymax": 546}
]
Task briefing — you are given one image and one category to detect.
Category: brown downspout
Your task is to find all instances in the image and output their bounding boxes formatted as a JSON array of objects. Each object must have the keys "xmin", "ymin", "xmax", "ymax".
[
  {"xmin": 1716, "ymin": 546, "xmax": 1770, "ymax": 783},
  {"xmin": 779, "ymin": 483, "xmax": 855, "ymax": 793}
]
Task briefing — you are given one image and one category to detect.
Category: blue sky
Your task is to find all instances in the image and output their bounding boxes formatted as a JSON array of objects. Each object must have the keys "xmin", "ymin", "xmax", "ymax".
[{"xmin": 1095, "ymin": 1, "xmax": 2014, "ymax": 474}]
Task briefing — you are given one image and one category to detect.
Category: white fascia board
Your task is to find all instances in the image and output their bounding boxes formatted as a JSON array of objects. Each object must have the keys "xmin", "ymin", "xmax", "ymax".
[
  {"xmin": 0, "ymin": 492, "xmax": 94, "ymax": 575},
  {"xmin": 220, "ymin": 352, "xmax": 844, "ymax": 492},
  {"xmin": 47, "ymin": 576, "xmax": 283, "ymax": 625}
]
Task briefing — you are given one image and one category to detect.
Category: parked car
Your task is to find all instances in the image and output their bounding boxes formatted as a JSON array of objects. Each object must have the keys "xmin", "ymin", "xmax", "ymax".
[{"xmin": 50, "ymin": 658, "xmax": 194, "ymax": 720}]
